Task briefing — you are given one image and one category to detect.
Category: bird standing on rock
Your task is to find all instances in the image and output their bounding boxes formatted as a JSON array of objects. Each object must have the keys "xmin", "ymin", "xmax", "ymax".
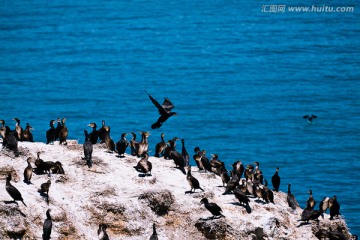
[
  {"xmin": 185, "ymin": 166, "xmax": 204, "ymax": 193},
  {"xmin": 200, "ymin": 198, "xmax": 224, "ymax": 219},
  {"xmin": 5, "ymin": 173, "xmax": 27, "ymax": 206},
  {"xmin": 59, "ymin": 118, "xmax": 68, "ymax": 145},
  {"xmin": 43, "ymin": 209, "xmax": 52, "ymax": 240},
  {"xmin": 23, "ymin": 157, "xmax": 33, "ymax": 184},
  {"xmin": 83, "ymin": 130, "xmax": 93, "ymax": 168},
  {"xmin": 116, "ymin": 133, "xmax": 129, "ymax": 158},
  {"xmin": 46, "ymin": 120, "xmax": 56, "ymax": 144},
  {"xmin": 271, "ymin": 167, "xmax": 280, "ymax": 192}
]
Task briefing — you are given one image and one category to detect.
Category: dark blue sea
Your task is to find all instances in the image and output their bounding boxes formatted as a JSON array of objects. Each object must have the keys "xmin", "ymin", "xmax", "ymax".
[{"xmin": 1, "ymin": 0, "xmax": 359, "ymax": 234}]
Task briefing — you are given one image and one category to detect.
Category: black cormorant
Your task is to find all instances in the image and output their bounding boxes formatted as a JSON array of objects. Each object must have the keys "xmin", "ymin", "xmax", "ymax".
[
  {"xmin": 24, "ymin": 157, "xmax": 33, "ymax": 184},
  {"xmin": 42, "ymin": 209, "xmax": 52, "ymax": 240},
  {"xmin": 116, "ymin": 133, "xmax": 129, "ymax": 158},
  {"xmin": 134, "ymin": 152, "xmax": 152, "ymax": 176},
  {"xmin": 59, "ymin": 118, "xmax": 68, "ymax": 145},
  {"xmin": 0, "ymin": 126, "xmax": 20, "ymax": 157},
  {"xmin": 137, "ymin": 131, "xmax": 150, "ymax": 157},
  {"xmin": 145, "ymin": 90, "xmax": 177, "ymax": 129},
  {"xmin": 22, "ymin": 123, "xmax": 34, "ymax": 142},
  {"xmin": 98, "ymin": 120, "xmax": 109, "ymax": 143},
  {"xmin": 5, "ymin": 173, "xmax": 27, "ymax": 206},
  {"xmin": 200, "ymin": 198, "xmax": 224, "ymax": 219},
  {"xmin": 154, "ymin": 133, "xmax": 166, "ymax": 157},
  {"xmin": 83, "ymin": 130, "xmax": 93, "ymax": 168},
  {"xmin": 303, "ymin": 114, "xmax": 317, "ymax": 123},
  {"xmin": 54, "ymin": 118, "xmax": 62, "ymax": 141},
  {"xmin": 87, "ymin": 123, "xmax": 99, "ymax": 144},
  {"xmin": 234, "ymin": 188, "xmax": 250, "ymax": 208},
  {"xmin": 185, "ymin": 166, "xmax": 204, "ymax": 193},
  {"xmin": 103, "ymin": 126, "xmax": 115, "ymax": 152},
  {"xmin": 271, "ymin": 167, "xmax": 280, "ymax": 192},
  {"xmin": 307, "ymin": 189, "xmax": 316, "ymax": 210},
  {"xmin": 329, "ymin": 195, "xmax": 340, "ymax": 220},
  {"xmin": 287, "ymin": 183, "xmax": 299, "ymax": 210},
  {"xmin": 181, "ymin": 138, "xmax": 190, "ymax": 167},
  {"xmin": 149, "ymin": 223, "xmax": 158, "ymax": 240},
  {"xmin": 12, "ymin": 117, "xmax": 23, "ymax": 140},
  {"xmin": 46, "ymin": 120, "xmax": 56, "ymax": 144},
  {"xmin": 129, "ymin": 132, "xmax": 138, "ymax": 156}
]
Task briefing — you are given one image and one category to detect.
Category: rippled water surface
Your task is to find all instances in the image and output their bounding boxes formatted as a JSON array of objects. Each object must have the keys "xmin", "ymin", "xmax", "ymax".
[{"xmin": 1, "ymin": 0, "xmax": 359, "ymax": 234}]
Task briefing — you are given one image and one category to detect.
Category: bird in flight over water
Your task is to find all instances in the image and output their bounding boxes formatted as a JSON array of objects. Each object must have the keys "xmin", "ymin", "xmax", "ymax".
[
  {"xmin": 303, "ymin": 114, "xmax": 317, "ymax": 123},
  {"xmin": 145, "ymin": 90, "xmax": 177, "ymax": 129}
]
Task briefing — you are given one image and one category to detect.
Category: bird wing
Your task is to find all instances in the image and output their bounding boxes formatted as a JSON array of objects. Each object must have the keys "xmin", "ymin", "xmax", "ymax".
[
  {"xmin": 146, "ymin": 91, "xmax": 167, "ymax": 115},
  {"xmin": 303, "ymin": 115, "xmax": 309, "ymax": 119},
  {"xmin": 162, "ymin": 98, "xmax": 174, "ymax": 112}
]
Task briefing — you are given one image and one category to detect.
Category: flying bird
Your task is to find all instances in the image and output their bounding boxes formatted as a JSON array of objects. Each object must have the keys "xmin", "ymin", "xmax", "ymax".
[
  {"xmin": 303, "ymin": 114, "xmax": 317, "ymax": 123},
  {"xmin": 145, "ymin": 90, "xmax": 177, "ymax": 129}
]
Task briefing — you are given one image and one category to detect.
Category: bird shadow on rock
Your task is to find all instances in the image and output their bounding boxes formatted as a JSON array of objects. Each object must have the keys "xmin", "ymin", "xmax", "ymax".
[
  {"xmin": 199, "ymin": 215, "xmax": 224, "ymax": 221},
  {"xmin": 254, "ymin": 199, "xmax": 267, "ymax": 204},
  {"xmin": 23, "ymin": 180, "xmax": 33, "ymax": 185},
  {"xmin": 115, "ymin": 155, "xmax": 126, "ymax": 158},
  {"xmin": 297, "ymin": 222, "xmax": 311, "ymax": 227},
  {"xmin": 138, "ymin": 173, "xmax": 152, "ymax": 178},
  {"xmin": 228, "ymin": 202, "xmax": 252, "ymax": 213}
]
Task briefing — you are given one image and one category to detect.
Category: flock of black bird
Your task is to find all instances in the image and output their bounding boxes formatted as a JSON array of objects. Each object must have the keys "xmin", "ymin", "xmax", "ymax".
[{"xmin": 0, "ymin": 93, "xmax": 354, "ymax": 240}]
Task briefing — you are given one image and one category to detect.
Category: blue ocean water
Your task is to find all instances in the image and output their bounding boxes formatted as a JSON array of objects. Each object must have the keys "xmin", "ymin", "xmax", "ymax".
[{"xmin": 1, "ymin": 0, "xmax": 359, "ymax": 234}]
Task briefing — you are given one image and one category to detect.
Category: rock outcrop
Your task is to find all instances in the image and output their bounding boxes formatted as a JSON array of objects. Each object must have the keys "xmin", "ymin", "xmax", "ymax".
[{"xmin": 0, "ymin": 141, "xmax": 355, "ymax": 239}]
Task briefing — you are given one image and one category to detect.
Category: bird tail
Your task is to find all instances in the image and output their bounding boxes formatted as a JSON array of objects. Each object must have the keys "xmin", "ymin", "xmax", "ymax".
[{"xmin": 22, "ymin": 200, "xmax": 27, "ymax": 207}]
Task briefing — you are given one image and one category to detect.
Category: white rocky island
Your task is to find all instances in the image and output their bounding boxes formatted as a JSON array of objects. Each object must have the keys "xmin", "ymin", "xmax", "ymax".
[{"xmin": 0, "ymin": 141, "xmax": 354, "ymax": 239}]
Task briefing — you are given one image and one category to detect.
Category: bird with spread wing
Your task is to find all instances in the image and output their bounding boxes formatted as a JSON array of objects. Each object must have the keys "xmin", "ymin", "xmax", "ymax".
[{"xmin": 145, "ymin": 91, "xmax": 177, "ymax": 129}]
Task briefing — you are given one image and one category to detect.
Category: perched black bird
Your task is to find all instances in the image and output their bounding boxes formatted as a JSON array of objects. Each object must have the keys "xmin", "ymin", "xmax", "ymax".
[
  {"xmin": 5, "ymin": 173, "xmax": 27, "ymax": 206},
  {"xmin": 54, "ymin": 118, "xmax": 62, "ymax": 141},
  {"xmin": 42, "ymin": 209, "xmax": 52, "ymax": 240},
  {"xmin": 98, "ymin": 223, "xmax": 109, "ymax": 240},
  {"xmin": 329, "ymin": 195, "xmax": 341, "ymax": 220},
  {"xmin": 300, "ymin": 202, "xmax": 324, "ymax": 223},
  {"xmin": 129, "ymin": 132, "xmax": 138, "ymax": 156},
  {"xmin": 83, "ymin": 130, "xmax": 93, "ymax": 168},
  {"xmin": 264, "ymin": 180, "xmax": 275, "ymax": 204},
  {"xmin": 21, "ymin": 123, "xmax": 34, "ymax": 142},
  {"xmin": 234, "ymin": 188, "xmax": 250, "ymax": 208},
  {"xmin": 24, "ymin": 157, "xmax": 33, "ymax": 184},
  {"xmin": 307, "ymin": 189, "xmax": 316, "ymax": 210},
  {"xmin": 46, "ymin": 120, "xmax": 56, "ymax": 144},
  {"xmin": 145, "ymin": 90, "xmax": 177, "ymax": 129},
  {"xmin": 0, "ymin": 126, "xmax": 20, "ymax": 157},
  {"xmin": 220, "ymin": 162, "xmax": 230, "ymax": 187},
  {"xmin": 87, "ymin": 123, "xmax": 99, "ymax": 144},
  {"xmin": 103, "ymin": 126, "xmax": 115, "ymax": 152},
  {"xmin": 116, "ymin": 133, "xmax": 129, "ymax": 158},
  {"xmin": 149, "ymin": 223, "xmax": 158, "ymax": 240},
  {"xmin": 154, "ymin": 133, "xmax": 167, "ymax": 157},
  {"xmin": 185, "ymin": 166, "xmax": 204, "ymax": 193},
  {"xmin": 271, "ymin": 167, "xmax": 280, "ymax": 192},
  {"xmin": 303, "ymin": 114, "xmax": 317, "ymax": 123},
  {"xmin": 12, "ymin": 117, "xmax": 23, "ymax": 141},
  {"xmin": 59, "ymin": 118, "xmax": 68, "ymax": 145},
  {"xmin": 181, "ymin": 139, "xmax": 190, "ymax": 167},
  {"xmin": 40, "ymin": 180, "xmax": 51, "ymax": 197},
  {"xmin": 98, "ymin": 120, "xmax": 109, "ymax": 144},
  {"xmin": 200, "ymin": 198, "xmax": 224, "ymax": 219},
  {"xmin": 134, "ymin": 152, "xmax": 152, "ymax": 176},
  {"xmin": 287, "ymin": 183, "xmax": 299, "ymax": 210},
  {"xmin": 52, "ymin": 161, "xmax": 65, "ymax": 174},
  {"xmin": 137, "ymin": 131, "xmax": 150, "ymax": 157}
]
